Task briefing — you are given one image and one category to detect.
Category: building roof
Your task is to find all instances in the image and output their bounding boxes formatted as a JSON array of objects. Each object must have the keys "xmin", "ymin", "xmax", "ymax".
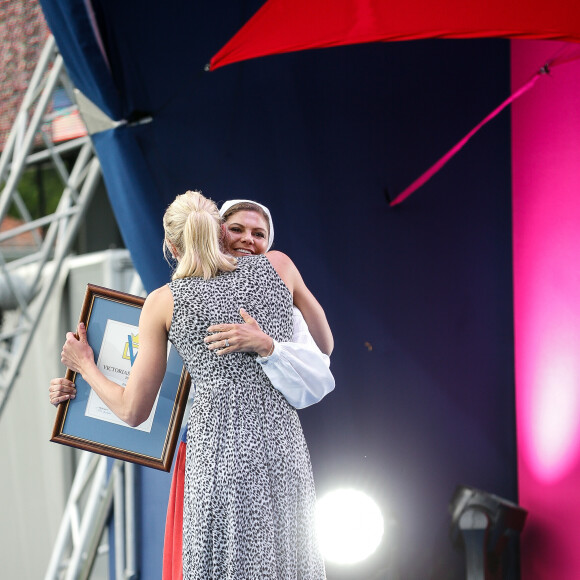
[
  {"xmin": 0, "ymin": 215, "xmax": 41, "ymax": 248},
  {"xmin": 0, "ymin": 0, "xmax": 50, "ymax": 151}
]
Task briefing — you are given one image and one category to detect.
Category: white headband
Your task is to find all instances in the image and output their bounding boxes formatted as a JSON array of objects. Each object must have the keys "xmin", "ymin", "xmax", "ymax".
[{"xmin": 219, "ymin": 199, "xmax": 275, "ymax": 251}]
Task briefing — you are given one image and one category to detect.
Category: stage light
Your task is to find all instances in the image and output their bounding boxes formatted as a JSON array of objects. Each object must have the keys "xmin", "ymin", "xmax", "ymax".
[
  {"xmin": 449, "ymin": 485, "xmax": 527, "ymax": 580},
  {"xmin": 316, "ymin": 488, "xmax": 385, "ymax": 565}
]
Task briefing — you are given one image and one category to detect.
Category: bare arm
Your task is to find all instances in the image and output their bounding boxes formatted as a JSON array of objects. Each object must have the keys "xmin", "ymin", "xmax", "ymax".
[
  {"xmin": 205, "ymin": 253, "xmax": 333, "ymax": 356},
  {"xmin": 266, "ymin": 251, "xmax": 334, "ymax": 355},
  {"xmin": 59, "ymin": 286, "xmax": 173, "ymax": 426}
]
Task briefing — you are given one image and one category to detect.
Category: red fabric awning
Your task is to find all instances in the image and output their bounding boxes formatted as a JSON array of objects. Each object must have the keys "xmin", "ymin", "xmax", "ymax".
[{"xmin": 209, "ymin": 0, "xmax": 580, "ymax": 70}]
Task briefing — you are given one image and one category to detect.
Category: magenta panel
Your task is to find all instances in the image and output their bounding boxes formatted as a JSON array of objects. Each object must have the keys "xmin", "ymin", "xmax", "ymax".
[{"xmin": 512, "ymin": 40, "xmax": 580, "ymax": 579}]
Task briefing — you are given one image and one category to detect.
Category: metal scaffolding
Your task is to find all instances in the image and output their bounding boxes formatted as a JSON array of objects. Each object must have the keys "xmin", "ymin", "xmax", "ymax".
[
  {"xmin": 43, "ymin": 454, "xmax": 138, "ymax": 580},
  {"xmin": 0, "ymin": 35, "xmax": 138, "ymax": 579},
  {"xmin": 0, "ymin": 34, "xmax": 102, "ymax": 416}
]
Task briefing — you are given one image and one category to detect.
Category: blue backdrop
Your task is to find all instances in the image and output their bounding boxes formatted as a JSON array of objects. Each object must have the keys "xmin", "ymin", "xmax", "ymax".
[{"xmin": 39, "ymin": 1, "xmax": 515, "ymax": 578}]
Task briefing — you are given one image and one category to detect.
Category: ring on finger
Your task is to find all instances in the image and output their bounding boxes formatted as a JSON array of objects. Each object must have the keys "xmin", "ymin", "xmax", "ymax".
[{"xmin": 225, "ymin": 339, "xmax": 230, "ymax": 347}]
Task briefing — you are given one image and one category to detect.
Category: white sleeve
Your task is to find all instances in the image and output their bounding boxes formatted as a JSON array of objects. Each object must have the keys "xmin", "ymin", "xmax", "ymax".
[{"xmin": 256, "ymin": 306, "xmax": 335, "ymax": 408}]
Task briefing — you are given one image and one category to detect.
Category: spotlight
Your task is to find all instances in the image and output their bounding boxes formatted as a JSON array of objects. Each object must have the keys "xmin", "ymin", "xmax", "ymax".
[
  {"xmin": 316, "ymin": 488, "xmax": 385, "ymax": 565},
  {"xmin": 449, "ymin": 485, "xmax": 527, "ymax": 580}
]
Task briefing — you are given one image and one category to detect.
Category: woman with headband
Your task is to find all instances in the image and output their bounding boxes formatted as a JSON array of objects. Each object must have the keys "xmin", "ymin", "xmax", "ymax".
[{"xmin": 163, "ymin": 198, "xmax": 334, "ymax": 580}]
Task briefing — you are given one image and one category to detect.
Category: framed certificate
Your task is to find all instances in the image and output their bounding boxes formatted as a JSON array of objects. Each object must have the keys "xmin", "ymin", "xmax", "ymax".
[{"xmin": 51, "ymin": 284, "xmax": 190, "ymax": 471}]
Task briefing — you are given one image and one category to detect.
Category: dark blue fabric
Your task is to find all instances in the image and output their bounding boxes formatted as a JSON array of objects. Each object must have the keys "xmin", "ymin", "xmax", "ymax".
[
  {"xmin": 40, "ymin": 1, "xmax": 517, "ymax": 578},
  {"xmin": 38, "ymin": 0, "xmax": 123, "ymax": 120},
  {"xmin": 91, "ymin": 126, "xmax": 172, "ymax": 290}
]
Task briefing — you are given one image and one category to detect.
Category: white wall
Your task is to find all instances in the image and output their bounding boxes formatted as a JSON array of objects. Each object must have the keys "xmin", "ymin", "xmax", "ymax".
[{"xmin": 0, "ymin": 250, "xmax": 139, "ymax": 579}]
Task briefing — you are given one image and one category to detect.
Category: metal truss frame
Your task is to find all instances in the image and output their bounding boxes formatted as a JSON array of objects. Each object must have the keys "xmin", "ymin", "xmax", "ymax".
[
  {"xmin": 0, "ymin": 34, "xmax": 101, "ymax": 417},
  {"xmin": 0, "ymin": 35, "xmax": 138, "ymax": 579},
  {"xmin": 44, "ymin": 453, "xmax": 138, "ymax": 580}
]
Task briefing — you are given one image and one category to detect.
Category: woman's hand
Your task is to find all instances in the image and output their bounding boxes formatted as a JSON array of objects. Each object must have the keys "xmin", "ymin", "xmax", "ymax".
[
  {"xmin": 61, "ymin": 322, "xmax": 95, "ymax": 377},
  {"xmin": 48, "ymin": 377, "xmax": 76, "ymax": 406},
  {"xmin": 205, "ymin": 308, "xmax": 273, "ymax": 357}
]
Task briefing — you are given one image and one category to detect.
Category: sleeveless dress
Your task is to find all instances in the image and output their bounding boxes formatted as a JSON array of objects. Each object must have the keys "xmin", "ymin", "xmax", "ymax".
[{"xmin": 168, "ymin": 255, "xmax": 325, "ymax": 580}]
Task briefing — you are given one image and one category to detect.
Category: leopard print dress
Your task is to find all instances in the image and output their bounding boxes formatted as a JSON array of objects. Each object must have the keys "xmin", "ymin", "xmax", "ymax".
[{"xmin": 168, "ymin": 255, "xmax": 325, "ymax": 580}]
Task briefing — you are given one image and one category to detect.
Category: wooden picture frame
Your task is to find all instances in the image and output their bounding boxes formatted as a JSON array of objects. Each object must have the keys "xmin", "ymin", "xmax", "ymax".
[{"xmin": 51, "ymin": 284, "xmax": 190, "ymax": 471}]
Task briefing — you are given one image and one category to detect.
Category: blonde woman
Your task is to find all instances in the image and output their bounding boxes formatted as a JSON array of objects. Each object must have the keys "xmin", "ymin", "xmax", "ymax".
[{"xmin": 56, "ymin": 191, "xmax": 328, "ymax": 579}]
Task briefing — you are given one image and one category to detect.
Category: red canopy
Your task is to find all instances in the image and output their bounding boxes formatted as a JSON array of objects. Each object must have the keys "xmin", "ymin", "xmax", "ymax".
[{"xmin": 210, "ymin": 0, "xmax": 580, "ymax": 70}]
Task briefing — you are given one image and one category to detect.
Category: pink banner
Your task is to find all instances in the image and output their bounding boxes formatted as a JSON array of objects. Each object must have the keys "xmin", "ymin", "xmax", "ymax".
[{"xmin": 512, "ymin": 40, "xmax": 580, "ymax": 580}]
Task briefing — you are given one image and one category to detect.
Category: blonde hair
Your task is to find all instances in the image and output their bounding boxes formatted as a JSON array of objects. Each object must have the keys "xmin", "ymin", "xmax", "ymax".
[{"xmin": 163, "ymin": 190, "xmax": 237, "ymax": 280}]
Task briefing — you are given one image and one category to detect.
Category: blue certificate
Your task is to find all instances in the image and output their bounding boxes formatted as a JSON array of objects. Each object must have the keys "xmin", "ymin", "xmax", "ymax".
[{"xmin": 51, "ymin": 284, "xmax": 190, "ymax": 471}]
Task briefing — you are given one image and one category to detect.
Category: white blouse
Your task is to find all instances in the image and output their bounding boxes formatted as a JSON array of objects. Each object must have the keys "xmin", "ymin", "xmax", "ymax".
[{"xmin": 256, "ymin": 306, "xmax": 335, "ymax": 409}]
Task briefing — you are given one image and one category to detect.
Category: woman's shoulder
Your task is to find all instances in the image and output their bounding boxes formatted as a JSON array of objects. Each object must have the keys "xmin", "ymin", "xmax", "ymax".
[
  {"xmin": 142, "ymin": 285, "xmax": 174, "ymax": 330},
  {"xmin": 264, "ymin": 251, "xmax": 299, "ymax": 295},
  {"xmin": 144, "ymin": 284, "xmax": 173, "ymax": 308},
  {"xmin": 265, "ymin": 250, "xmax": 298, "ymax": 278},
  {"xmin": 238, "ymin": 252, "xmax": 297, "ymax": 285},
  {"xmin": 265, "ymin": 250, "xmax": 294, "ymax": 270}
]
